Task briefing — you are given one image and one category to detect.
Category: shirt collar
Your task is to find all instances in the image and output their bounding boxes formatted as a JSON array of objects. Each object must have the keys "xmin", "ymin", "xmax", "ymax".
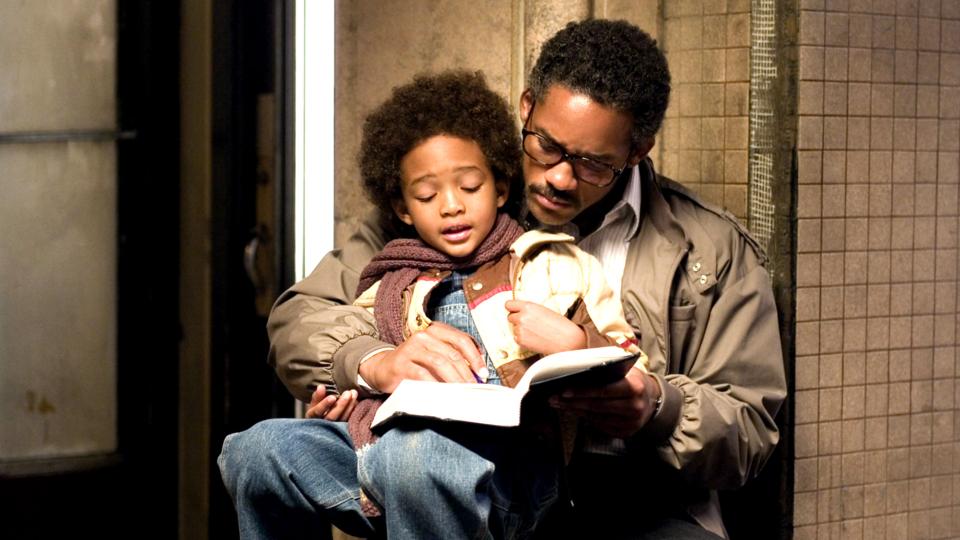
[{"xmin": 572, "ymin": 166, "xmax": 642, "ymax": 242}]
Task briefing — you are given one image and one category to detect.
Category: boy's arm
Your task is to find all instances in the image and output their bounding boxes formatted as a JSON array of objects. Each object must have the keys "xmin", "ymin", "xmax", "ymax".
[{"xmin": 267, "ymin": 208, "xmax": 488, "ymax": 400}]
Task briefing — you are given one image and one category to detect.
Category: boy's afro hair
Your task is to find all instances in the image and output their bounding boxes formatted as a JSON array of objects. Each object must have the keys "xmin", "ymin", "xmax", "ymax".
[
  {"xmin": 528, "ymin": 19, "xmax": 671, "ymax": 145},
  {"xmin": 358, "ymin": 70, "xmax": 523, "ymax": 216}
]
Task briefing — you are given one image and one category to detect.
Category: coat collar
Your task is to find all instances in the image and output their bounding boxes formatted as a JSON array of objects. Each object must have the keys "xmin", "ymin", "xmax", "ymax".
[{"xmin": 635, "ymin": 159, "xmax": 718, "ymax": 294}]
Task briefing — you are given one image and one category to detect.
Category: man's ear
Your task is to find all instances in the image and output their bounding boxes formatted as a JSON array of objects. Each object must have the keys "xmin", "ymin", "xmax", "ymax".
[
  {"xmin": 519, "ymin": 89, "xmax": 534, "ymax": 124},
  {"xmin": 627, "ymin": 139, "xmax": 656, "ymax": 168},
  {"xmin": 391, "ymin": 198, "xmax": 415, "ymax": 226}
]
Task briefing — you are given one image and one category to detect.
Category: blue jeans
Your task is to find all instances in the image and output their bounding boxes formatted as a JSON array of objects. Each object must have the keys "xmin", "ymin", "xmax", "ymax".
[{"xmin": 218, "ymin": 419, "xmax": 559, "ymax": 540}]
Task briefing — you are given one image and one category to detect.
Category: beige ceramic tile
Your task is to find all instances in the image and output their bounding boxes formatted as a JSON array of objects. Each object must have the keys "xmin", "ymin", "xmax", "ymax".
[
  {"xmin": 849, "ymin": 151, "xmax": 871, "ymax": 182},
  {"xmin": 943, "ymin": 19, "xmax": 960, "ymax": 52},
  {"xmin": 825, "ymin": 82, "xmax": 850, "ymax": 115},
  {"xmin": 802, "ymin": 46, "xmax": 827, "ymax": 81},
  {"xmin": 821, "ymin": 421, "xmax": 844, "ymax": 454},
  {"xmin": 895, "ymin": 51, "xmax": 919, "ymax": 84},
  {"xmin": 801, "ymin": 81, "xmax": 826, "ymax": 115},
  {"xmin": 702, "ymin": 15, "xmax": 726, "ymax": 48},
  {"xmin": 893, "ymin": 118, "xmax": 917, "ymax": 149},
  {"xmin": 941, "ymin": 53, "xmax": 960, "ymax": 86},
  {"xmin": 825, "ymin": 116, "xmax": 849, "ymax": 149},
  {"xmin": 848, "ymin": 117, "xmax": 870, "ymax": 149},
  {"xmin": 826, "ymin": 47, "xmax": 851, "ymax": 81},
  {"xmin": 896, "ymin": 16, "xmax": 919, "ymax": 51},
  {"xmin": 870, "ymin": 117, "xmax": 893, "ymax": 150},
  {"xmin": 845, "ymin": 318, "xmax": 868, "ymax": 351},
  {"xmin": 940, "ymin": 87, "xmax": 960, "ymax": 118},
  {"xmin": 802, "ymin": 10, "xmax": 827, "ymax": 46},
  {"xmin": 825, "ymin": 12, "xmax": 850, "ymax": 47},
  {"xmin": 798, "ymin": 355, "xmax": 822, "ymax": 390},
  {"xmin": 822, "ymin": 388, "xmax": 844, "ymax": 421},
  {"xmin": 918, "ymin": 17, "xmax": 942, "ymax": 51}
]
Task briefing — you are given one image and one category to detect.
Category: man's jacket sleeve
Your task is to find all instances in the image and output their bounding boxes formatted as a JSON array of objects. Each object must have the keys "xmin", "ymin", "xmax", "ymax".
[
  {"xmin": 267, "ymin": 210, "xmax": 394, "ymax": 402},
  {"xmin": 632, "ymin": 231, "xmax": 786, "ymax": 490}
]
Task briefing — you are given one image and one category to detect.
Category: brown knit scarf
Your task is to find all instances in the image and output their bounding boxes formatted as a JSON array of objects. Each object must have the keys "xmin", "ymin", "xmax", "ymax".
[
  {"xmin": 356, "ymin": 213, "xmax": 525, "ymax": 346},
  {"xmin": 348, "ymin": 213, "xmax": 524, "ymax": 517}
]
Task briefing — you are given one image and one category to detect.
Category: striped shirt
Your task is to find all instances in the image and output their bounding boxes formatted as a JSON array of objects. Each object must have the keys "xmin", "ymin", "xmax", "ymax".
[{"xmin": 548, "ymin": 167, "xmax": 643, "ymax": 456}]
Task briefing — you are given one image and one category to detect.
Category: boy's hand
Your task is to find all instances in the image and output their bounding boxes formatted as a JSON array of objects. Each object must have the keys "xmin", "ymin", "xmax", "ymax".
[
  {"xmin": 505, "ymin": 299, "xmax": 586, "ymax": 355},
  {"xmin": 359, "ymin": 321, "xmax": 488, "ymax": 393},
  {"xmin": 305, "ymin": 387, "xmax": 358, "ymax": 421}
]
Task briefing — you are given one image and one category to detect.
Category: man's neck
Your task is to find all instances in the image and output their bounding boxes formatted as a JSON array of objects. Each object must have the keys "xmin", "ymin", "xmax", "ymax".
[{"xmin": 572, "ymin": 174, "xmax": 630, "ymax": 238}]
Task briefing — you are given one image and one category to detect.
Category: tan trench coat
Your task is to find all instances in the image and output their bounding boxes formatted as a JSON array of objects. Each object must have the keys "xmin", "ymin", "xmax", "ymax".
[{"xmin": 266, "ymin": 159, "xmax": 787, "ymax": 537}]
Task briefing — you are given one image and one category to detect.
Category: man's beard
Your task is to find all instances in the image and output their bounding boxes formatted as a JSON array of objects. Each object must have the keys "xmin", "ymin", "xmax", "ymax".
[{"xmin": 524, "ymin": 182, "xmax": 581, "ymax": 215}]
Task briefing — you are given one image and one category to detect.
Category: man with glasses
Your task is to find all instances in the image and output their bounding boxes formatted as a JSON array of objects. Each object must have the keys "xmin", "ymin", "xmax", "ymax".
[{"xmin": 222, "ymin": 19, "xmax": 786, "ymax": 540}]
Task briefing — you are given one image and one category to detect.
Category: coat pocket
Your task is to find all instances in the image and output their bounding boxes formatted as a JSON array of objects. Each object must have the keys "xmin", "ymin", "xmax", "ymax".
[{"xmin": 668, "ymin": 303, "xmax": 696, "ymax": 368}]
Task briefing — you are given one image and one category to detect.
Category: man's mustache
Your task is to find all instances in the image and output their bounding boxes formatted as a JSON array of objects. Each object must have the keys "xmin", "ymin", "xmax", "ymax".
[{"xmin": 525, "ymin": 182, "xmax": 580, "ymax": 208}]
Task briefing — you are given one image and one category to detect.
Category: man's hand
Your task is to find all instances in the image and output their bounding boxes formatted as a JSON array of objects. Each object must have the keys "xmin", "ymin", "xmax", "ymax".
[
  {"xmin": 548, "ymin": 368, "xmax": 661, "ymax": 439},
  {"xmin": 359, "ymin": 321, "xmax": 488, "ymax": 393},
  {"xmin": 505, "ymin": 299, "xmax": 586, "ymax": 355},
  {"xmin": 305, "ymin": 386, "xmax": 358, "ymax": 421}
]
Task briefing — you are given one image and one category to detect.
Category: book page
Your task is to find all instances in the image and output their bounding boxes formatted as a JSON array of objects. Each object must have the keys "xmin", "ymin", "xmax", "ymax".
[{"xmin": 372, "ymin": 380, "xmax": 524, "ymax": 428}]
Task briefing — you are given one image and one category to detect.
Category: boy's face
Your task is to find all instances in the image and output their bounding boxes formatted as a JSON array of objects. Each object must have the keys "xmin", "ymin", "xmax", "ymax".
[{"xmin": 393, "ymin": 135, "xmax": 508, "ymax": 258}]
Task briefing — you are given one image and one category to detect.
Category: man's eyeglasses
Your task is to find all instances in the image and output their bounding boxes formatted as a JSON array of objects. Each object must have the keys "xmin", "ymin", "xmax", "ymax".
[{"xmin": 521, "ymin": 129, "xmax": 634, "ymax": 187}]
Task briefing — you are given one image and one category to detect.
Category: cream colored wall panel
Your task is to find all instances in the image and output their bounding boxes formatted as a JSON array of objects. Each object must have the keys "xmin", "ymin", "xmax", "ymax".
[
  {"xmin": 0, "ymin": 0, "xmax": 116, "ymax": 132},
  {"xmin": 334, "ymin": 0, "xmax": 514, "ymax": 247},
  {"xmin": 0, "ymin": 141, "xmax": 117, "ymax": 460}
]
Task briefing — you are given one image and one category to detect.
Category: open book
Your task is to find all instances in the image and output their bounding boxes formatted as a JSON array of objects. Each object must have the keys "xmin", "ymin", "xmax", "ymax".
[{"xmin": 370, "ymin": 346, "xmax": 639, "ymax": 432}]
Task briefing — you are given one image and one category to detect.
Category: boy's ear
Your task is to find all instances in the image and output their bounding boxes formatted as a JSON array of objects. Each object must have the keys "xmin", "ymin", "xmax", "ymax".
[
  {"xmin": 391, "ymin": 198, "xmax": 415, "ymax": 226},
  {"xmin": 495, "ymin": 179, "xmax": 509, "ymax": 209}
]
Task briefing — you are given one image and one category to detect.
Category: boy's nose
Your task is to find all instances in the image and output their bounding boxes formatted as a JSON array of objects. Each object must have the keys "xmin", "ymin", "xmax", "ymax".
[{"xmin": 441, "ymin": 193, "xmax": 465, "ymax": 215}]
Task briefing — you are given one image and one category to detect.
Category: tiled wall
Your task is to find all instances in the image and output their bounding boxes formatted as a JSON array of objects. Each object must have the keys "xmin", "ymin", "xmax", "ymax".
[
  {"xmin": 659, "ymin": 0, "xmax": 752, "ymax": 221},
  {"xmin": 793, "ymin": 1, "xmax": 960, "ymax": 538}
]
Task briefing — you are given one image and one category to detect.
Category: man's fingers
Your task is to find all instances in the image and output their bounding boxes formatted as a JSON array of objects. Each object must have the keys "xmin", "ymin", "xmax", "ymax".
[
  {"xmin": 559, "ymin": 378, "xmax": 633, "ymax": 399},
  {"xmin": 549, "ymin": 395, "xmax": 636, "ymax": 416}
]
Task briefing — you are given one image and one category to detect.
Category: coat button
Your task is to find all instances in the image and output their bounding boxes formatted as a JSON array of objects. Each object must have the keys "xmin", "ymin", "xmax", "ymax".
[
  {"xmin": 699, "ymin": 275, "xmax": 708, "ymax": 284},
  {"xmin": 692, "ymin": 262, "xmax": 701, "ymax": 272},
  {"xmin": 416, "ymin": 314, "xmax": 423, "ymax": 325},
  {"xmin": 498, "ymin": 349, "xmax": 508, "ymax": 359},
  {"xmin": 472, "ymin": 282, "xmax": 483, "ymax": 291}
]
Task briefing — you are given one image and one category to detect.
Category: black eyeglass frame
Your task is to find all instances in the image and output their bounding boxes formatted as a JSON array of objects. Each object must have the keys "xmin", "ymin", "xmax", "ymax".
[{"xmin": 520, "ymin": 104, "xmax": 636, "ymax": 187}]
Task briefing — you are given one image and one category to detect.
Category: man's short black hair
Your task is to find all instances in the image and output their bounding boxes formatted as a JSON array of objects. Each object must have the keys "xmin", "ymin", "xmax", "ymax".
[
  {"xmin": 359, "ymin": 70, "xmax": 523, "ymax": 218},
  {"xmin": 528, "ymin": 19, "xmax": 671, "ymax": 145}
]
